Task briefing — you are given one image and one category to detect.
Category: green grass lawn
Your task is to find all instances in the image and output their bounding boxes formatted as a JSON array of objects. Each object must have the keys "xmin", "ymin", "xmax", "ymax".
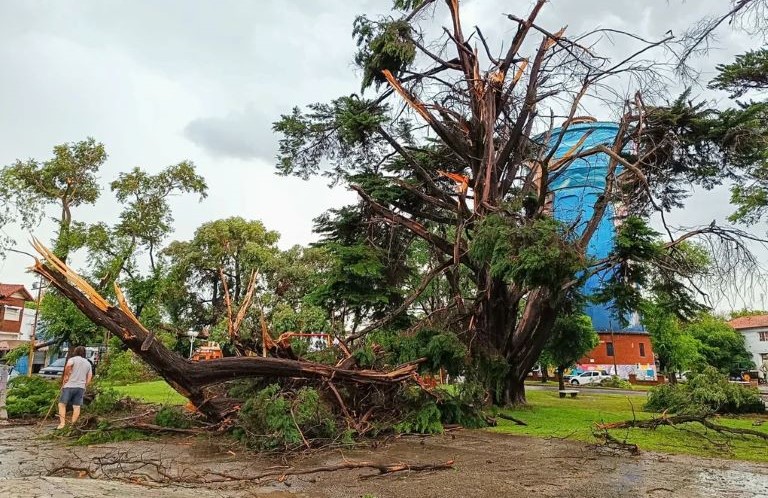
[
  {"xmin": 493, "ymin": 390, "xmax": 768, "ymax": 462},
  {"xmin": 106, "ymin": 379, "xmax": 766, "ymax": 462},
  {"xmin": 110, "ymin": 380, "xmax": 186, "ymax": 406}
]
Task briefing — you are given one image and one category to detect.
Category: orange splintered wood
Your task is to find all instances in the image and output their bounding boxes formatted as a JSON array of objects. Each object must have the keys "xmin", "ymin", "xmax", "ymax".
[
  {"xmin": 544, "ymin": 26, "xmax": 567, "ymax": 51},
  {"xmin": 512, "ymin": 59, "xmax": 529, "ymax": 86},
  {"xmin": 381, "ymin": 69, "xmax": 435, "ymax": 124},
  {"xmin": 31, "ymin": 237, "xmax": 110, "ymax": 311}
]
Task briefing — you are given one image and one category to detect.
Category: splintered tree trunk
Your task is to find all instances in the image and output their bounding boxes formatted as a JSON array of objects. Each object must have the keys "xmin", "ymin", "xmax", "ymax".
[{"xmin": 30, "ymin": 244, "xmax": 421, "ymax": 421}]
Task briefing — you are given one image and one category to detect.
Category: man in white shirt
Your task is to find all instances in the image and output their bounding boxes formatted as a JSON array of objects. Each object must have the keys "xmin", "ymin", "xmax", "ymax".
[{"xmin": 57, "ymin": 346, "xmax": 93, "ymax": 429}]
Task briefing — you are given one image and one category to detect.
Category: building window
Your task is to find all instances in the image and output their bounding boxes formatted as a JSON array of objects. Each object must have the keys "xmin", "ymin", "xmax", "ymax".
[
  {"xmin": 606, "ymin": 342, "xmax": 614, "ymax": 356},
  {"xmin": 639, "ymin": 343, "xmax": 646, "ymax": 357},
  {"xmin": 759, "ymin": 332, "xmax": 768, "ymax": 342},
  {"xmin": 3, "ymin": 307, "xmax": 21, "ymax": 321}
]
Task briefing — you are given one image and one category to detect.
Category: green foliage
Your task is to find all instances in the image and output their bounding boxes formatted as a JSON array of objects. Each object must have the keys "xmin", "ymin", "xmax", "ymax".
[
  {"xmin": 646, "ymin": 368, "xmax": 764, "ymax": 415},
  {"xmin": 393, "ymin": 387, "xmax": 443, "ymax": 434},
  {"xmin": 436, "ymin": 382, "xmax": 488, "ymax": 429},
  {"xmin": 710, "ymin": 49, "xmax": 768, "ymax": 98},
  {"xmin": 374, "ymin": 327, "xmax": 466, "ymax": 376},
  {"xmin": 154, "ymin": 405, "xmax": 192, "ymax": 429},
  {"xmin": 641, "ymin": 301, "xmax": 701, "ymax": 375},
  {"xmin": 162, "ymin": 216, "xmax": 280, "ymax": 330},
  {"xmin": 73, "ymin": 420, "xmax": 148, "ymax": 446},
  {"xmin": 86, "ymin": 388, "xmax": 123, "ymax": 415},
  {"xmin": 470, "ymin": 215, "xmax": 582, "ymax": 290},
  {"xmin": 472, "ymin": 353, "xmax": 510, "ymax": 404},
  {"xmin": 352, "ymin": 345, "xmax": 377, "ymax": 368},
  {"xmin": 6, "ymin": 376, "xmax": 58, "ymax": 418},
  {"xmin": 236, "ymin": 385, "xmax": 337, "ymax": 450},
  {"xmin": 39, "ymin": 291, "xmax": 102, "ymax": 346},
  {"xmin": 100, "ymin": 350, "xmax": 157, "ymax": 385},
  {"xmin": 599, "ymin": 375, "xmax": 633, "ymax": 389},
  {"xmin": 540, "ymin": 313, "xmax": 597, "ymax": 371},
  {"xmin": 274, "ymin": 97, "xmax": 389, "ymax": 180},
  {"xmin": 595, "ymin": 217, "xmax": 662, "ymax": 323},
  {"xmin": 353, "ymin": 18, "xmax": 415, "ymax": 90},
  {"xmin": 685, "ymin": 315, "xmax": 754, "ymax": 374},
  {"xmin": 3, "ymin": 344, "xmax": 29, "ymax": 366},
  {"xmin": 0, "ymin": 138, "xmax": 106, "ymax": 253}
]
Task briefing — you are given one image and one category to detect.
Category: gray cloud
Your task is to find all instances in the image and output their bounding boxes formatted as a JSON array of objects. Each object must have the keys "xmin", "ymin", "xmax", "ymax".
[{"xmin": 184, "ymin": 105, "xmax": 277, "ymax": 160}]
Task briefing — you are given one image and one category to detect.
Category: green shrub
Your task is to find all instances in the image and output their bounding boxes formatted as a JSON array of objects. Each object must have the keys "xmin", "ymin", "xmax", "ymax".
[
  {"xmin": 154, "ymin": 405, "xmax": 192, "ymax": 429},
  {"xmin": 236, "ymin": 384, "xmax": 337, "ymax": 450},
  {"xmin": 394, "ymin": 401, "xmax": 443, "ymax": 434},
  {"xmin": 6, "ymin": 376, "xmax": 58, "ymax": 418},
  {"xmin": 100, "ymin": 350, "xmax": 156, "ymax": 384},
  {"xmin": 86, "ymin": 387, "xmax": 123, "ymax": 415},
  {"xmin": 600, "ymin": 375, "xmax": 633, "ymax": 389},
  {"xmin": 436, "ymin": 382, "xmax": 488, "ymax": 429},
  {"xmin": 646, "ymin": 367, "xmax": 764, "ymax": 414},
  {"xmin": 392, "ymin": 386, "xmax": 444, "ymax": 434}
]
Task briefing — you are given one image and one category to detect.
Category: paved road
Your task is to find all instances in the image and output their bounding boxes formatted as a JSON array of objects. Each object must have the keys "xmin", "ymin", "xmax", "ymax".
[{"xmin": 526, "ymin": 383, "xmax": 647, "ymax": 396}]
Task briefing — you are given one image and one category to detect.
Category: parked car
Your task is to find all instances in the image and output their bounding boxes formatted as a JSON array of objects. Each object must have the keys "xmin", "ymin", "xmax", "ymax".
[
  {"xmin": 38, "ymin": 358, "xmax": 66, "ymax": 379},
  {"xmin": 570, "ymin": 370, "xmax": 610, "ymax": 386}
]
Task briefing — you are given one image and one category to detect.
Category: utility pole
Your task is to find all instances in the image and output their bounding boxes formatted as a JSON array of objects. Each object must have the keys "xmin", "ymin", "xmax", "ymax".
[{"xmin": 28, "ymin": 275, "xmax": 44, "ymax": 376}]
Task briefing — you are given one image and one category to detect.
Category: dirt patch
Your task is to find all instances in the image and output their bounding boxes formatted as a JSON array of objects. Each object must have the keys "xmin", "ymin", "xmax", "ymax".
[{"xmin": 1, "ymin": 423, "xmax": 766, "ymax": 497}]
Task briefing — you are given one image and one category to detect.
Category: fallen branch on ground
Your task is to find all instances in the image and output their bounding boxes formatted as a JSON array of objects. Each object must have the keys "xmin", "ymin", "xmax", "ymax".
[
  {"xmin": 497, "ymin": 413, "xmax": 527, "ymax": 426},
  {"xmin": 47, "ymin": 449, "xmax": 455, "ymax": 485},
  {"xmin": 597, "ymin": 414, "xmax": 768, "ymax": 441}
]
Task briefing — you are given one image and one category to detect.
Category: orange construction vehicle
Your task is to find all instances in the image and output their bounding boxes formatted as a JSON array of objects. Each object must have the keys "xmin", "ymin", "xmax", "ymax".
[{"xmin": 191, "ymin": 341, "xmax": 223, "ymax": 361}]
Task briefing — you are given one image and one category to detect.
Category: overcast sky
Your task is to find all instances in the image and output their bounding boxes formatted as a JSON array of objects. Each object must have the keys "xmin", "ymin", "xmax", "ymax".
[{"xmin": 0, "ymin": 0, "xmax": 763, "ymax": 310}]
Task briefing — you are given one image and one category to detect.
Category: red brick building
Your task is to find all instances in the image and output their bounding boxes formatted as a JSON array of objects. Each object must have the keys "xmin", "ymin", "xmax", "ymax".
[
  {"xmin": 575, "ymin": 330, "xmax": 656, "ymax": 380},
  {"xmin": 0, "ymin": 284, "xmax": 34, "ymax": 350}
]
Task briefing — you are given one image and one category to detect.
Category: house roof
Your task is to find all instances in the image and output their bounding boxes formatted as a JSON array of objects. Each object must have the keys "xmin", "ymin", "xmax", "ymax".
[
  {"xmin": 0, "ymin": 284, "xmax": 33, "ymax": 302},
  {"xmin": 728, "ymin": 315, "xmax": 768, "ymax": 330}
]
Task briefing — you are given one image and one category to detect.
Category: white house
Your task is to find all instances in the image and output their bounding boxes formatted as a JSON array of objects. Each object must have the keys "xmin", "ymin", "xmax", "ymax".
[{"xmin": 728, "ymin": 315, "xmax": 768, "ymax": 374}]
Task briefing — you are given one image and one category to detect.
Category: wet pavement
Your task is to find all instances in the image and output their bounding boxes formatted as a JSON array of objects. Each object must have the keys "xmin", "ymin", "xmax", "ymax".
[{"xmin": 1, "ymin": 422, "xmax": 767, "ymax": 497}]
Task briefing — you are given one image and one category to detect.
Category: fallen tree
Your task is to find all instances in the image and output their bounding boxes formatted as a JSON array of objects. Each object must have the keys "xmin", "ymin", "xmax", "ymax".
[
  {"xmin": 597, "ymin": 414, "xmax": 768, "ymax": 442},
  {"xmin": 30, "ymin": 240, "xmax": 423, "ymax": 422}
]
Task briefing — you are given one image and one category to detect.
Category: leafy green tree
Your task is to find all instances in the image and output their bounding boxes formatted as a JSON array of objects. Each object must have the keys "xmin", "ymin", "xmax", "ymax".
[
  {"xmin": 641, "ymin": 301, "xmax": 701, "ymax": 384},
  {"xmin": 162, "ymin": 217, "xmax": 280, "ymax": 331},
  {"xmin": 685, "ymin": 315, "xmax": 754, "ymax": 375},
  {"xmin": 0, "ymin": 138, "xmax": 106, "ymax": 261},
  {"xmin": 273, "ymin": 0, "xmax": 742, "ymax": 404},
  {"xmin": 539, "ymin": 313, "xmax": 598, "ymax": 391}
]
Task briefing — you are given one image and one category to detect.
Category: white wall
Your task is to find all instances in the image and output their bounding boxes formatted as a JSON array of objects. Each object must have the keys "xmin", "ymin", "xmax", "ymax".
[
  {"xmin": 739, "ymin": 327, "xmax": 768, "ymax": 370},
  {"xmin": 18, "ymin": 308, "xmax": 37, "ymax": 341}
]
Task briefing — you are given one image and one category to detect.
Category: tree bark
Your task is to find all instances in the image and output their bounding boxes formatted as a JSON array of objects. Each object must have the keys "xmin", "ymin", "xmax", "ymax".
[{"xmin": 557, "ymin": 365, "xmax": 566, "ymax": 391}]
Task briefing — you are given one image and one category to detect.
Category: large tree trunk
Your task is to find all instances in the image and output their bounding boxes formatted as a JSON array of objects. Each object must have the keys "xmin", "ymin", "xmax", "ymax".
[
  {"xmin": 476, "ymin": 276, "xmax": 558, "ymax": 406},
  {"xmin": 31, "ymin": 246, "xmax": 421, "ymax": 421},
  {"xmin": 557, "ymin": 365, "xmax": 566, "ymax": 391}
]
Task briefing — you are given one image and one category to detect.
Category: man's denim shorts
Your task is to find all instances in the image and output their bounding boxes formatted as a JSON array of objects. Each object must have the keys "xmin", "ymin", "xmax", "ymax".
[{"xmin": 59, "ymin": 387, "xmax": 85, "ymax": 406}]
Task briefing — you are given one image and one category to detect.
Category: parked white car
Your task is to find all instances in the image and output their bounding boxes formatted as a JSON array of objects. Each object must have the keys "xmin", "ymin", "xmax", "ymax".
[{"xmin": 570, "ymin": 370, "xmax": 610, "ymax": 386}]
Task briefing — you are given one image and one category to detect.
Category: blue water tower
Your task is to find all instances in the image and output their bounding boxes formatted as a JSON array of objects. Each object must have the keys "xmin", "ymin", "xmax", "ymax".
[{"xmin": 545, "ymin": 120, "xmax": 642, "ymax": 332}]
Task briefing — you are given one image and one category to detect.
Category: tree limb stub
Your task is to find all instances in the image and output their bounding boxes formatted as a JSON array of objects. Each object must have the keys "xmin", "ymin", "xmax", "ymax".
[{"xmin": 29, "ymin": 241, "xmax": 421, "ymax": 420}]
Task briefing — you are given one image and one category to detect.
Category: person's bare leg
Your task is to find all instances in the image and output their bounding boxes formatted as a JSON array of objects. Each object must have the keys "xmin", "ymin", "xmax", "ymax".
[
  {"xmin": 70, "ymin": 405, "xmax": 81, "ymax": 425},
  {"xmin": 57, "ymin": 403, "xmax": 67, "ymax": 429}
]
